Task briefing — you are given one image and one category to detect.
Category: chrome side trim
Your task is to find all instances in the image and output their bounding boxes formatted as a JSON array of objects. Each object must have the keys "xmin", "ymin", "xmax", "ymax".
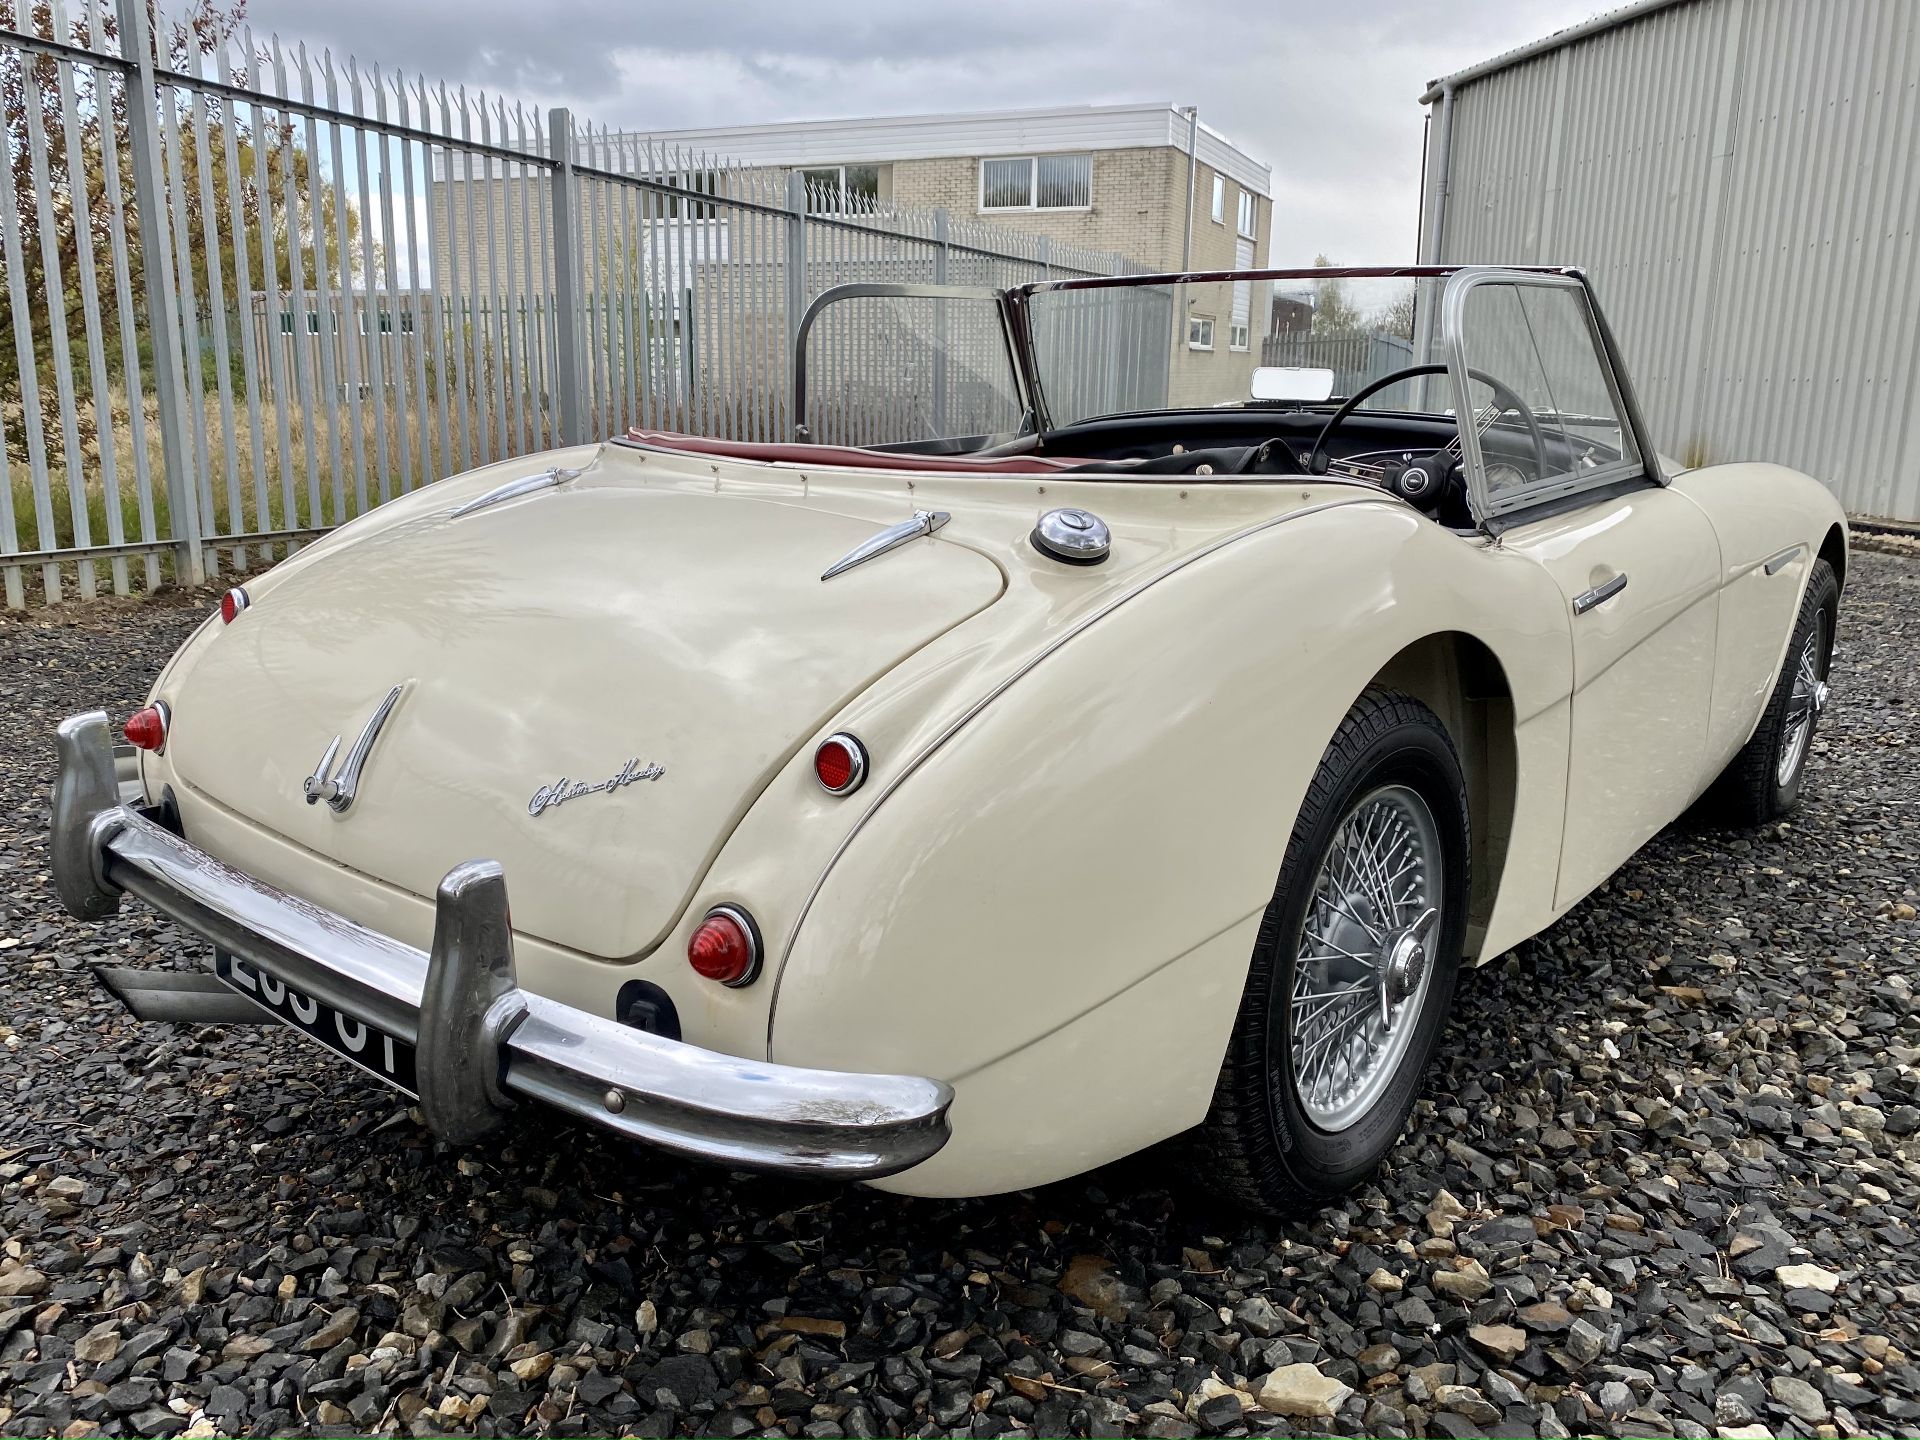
[
  {"xmin": 820, "ymin": 510, "xmax": 952, "ymax": 580},
  {"xmin": 771, "ymin": 494, "xmax": 1374, "ymax": 1045},
  {"xmin": 447, "ymin": 466, "xmax": 581, "ymax": 519},
  {"xmin": 51, "ymin": 715, "xmax": 952, "ymax": 1180},
  {"xmin": 1763, "ymin": 543, "xmax": 1806, "ymax": 576},
  {"xmin": 1572, "ymin": 572, "xmax": 1629, "ymax": 615}
]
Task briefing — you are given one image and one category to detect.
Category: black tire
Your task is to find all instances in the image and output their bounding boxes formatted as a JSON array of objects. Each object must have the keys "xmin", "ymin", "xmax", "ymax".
[
  {"xmin": 1196, "ymin": 688, "xmax": 1470, "ymax": 1214},
  {"xmin": 1701, "ymin": 558, "xmax": 1839, "ymax": 826}
]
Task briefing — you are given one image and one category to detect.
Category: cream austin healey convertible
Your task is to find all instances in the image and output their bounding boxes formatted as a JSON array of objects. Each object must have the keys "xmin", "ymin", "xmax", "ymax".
[{"xmin": 51, "ymin": 266, "xmax": 1845, "ymax": 1212}]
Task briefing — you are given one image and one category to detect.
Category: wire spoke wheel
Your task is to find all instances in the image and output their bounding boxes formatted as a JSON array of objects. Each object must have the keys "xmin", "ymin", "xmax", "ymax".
[
  {"xmin": 1776, "ymin": 610, "xmax": 1829, "ymax": 787},
  {"xmin": 1287, "ymin": 784, "xmax": 1443, "ymax": 1133}
]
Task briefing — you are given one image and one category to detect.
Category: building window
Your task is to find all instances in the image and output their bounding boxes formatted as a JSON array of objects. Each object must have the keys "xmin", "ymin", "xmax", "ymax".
[
  {"xmin": 1211, "ymin": 174, "xmax": 1224, "ymax": 224},
  {"xmin": 651, "ymin": 171, "xmax": 720, "ymax": 218},
  {"xmin": 799, "ymin": 163, "xmax": 883, "ymax": 213},
  {"xmin": 1229, "ymin": 322, "xmax": 1250, "ymax": 352},
  {"xmin": 1236, "ymin": 188, "xmax": 1257, "ymax": 239},
  {"xmin": 980, "ymin": 153, "xmax": 1092, "ymax": 211},
  {"xmin": 1187, "ymin": 315, "xmax": 1215, "ymax": 351}
]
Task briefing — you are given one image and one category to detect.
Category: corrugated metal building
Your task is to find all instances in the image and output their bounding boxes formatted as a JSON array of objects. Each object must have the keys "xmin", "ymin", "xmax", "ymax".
[{"xmin": 1417, "ymin": 0, "xmax": 1920, "ymax": 520}]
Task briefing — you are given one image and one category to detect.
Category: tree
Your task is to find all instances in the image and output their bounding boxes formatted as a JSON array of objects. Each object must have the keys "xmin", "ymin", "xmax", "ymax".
[
  {"xmin": 1379, "ymin": 286, "xmax": 1418, "ymax": 342},
  {"xmin": 1309, "ymin": 254, "xmax": 1367, "ymax": 338},
  {"xmin": 1, "ymin": 0, "xmax": 368, "ymax": 463}
]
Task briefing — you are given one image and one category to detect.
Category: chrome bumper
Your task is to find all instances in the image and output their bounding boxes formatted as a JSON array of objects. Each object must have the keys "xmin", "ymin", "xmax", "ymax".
[{"xmin": 49, "ymin": 711, "xmax": 952, "ymax": 1180}]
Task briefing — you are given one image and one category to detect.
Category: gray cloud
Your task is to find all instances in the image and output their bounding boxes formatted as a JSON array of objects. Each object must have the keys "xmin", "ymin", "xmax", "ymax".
[{"xmin": 241, "ymin": 0, "xmax": 1602, "ymax": 263}]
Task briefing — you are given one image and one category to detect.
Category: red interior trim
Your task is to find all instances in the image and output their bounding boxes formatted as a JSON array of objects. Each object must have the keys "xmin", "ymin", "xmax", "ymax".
[{"xmin": 626, "ymin": 429, "xmax": 1087, "ymax": 474}]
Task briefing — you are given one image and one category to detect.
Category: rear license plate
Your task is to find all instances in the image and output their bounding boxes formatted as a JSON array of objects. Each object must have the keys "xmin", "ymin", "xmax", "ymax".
[{"xmin": 215, "ymin": 949, "xmax": 418, "ymax": 1095}]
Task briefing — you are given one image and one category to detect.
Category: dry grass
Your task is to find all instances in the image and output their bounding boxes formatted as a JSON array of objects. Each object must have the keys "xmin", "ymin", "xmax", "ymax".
[{"xmin": 3, "ymin": 385, "xmax": 563, "ymax": 606}]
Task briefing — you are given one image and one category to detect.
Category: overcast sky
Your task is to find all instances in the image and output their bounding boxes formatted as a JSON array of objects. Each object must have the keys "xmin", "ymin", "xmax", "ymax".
[{"xmin": 242, "ymin": 0, "xmax": 1604, "ymax": 266}]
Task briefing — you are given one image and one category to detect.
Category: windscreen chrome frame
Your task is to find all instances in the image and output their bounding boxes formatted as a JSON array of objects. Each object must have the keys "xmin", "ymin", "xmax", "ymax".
[
  {"xmin": 790, "ymin": 282, "xmax": 1037, "ymax": 444},
  {"xmin": 1438, "ymin": 267, "xmax": 1664, "ymax": 527}
]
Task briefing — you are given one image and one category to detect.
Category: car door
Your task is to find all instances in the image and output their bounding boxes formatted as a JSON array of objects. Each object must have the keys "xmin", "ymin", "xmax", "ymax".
[{"xmin": 1447, "ymin": 272, "xmax": 1723, "ymax": 912}]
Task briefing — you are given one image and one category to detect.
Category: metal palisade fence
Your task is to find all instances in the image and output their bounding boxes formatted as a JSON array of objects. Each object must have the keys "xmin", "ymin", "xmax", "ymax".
[{"xmin": 0, "ymin": 0, "xmax": 1139, "ymax": 609}]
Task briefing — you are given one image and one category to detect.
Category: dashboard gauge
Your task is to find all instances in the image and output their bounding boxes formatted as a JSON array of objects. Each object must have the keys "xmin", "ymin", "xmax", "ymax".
[{"xmin": 1485, "ymin": 462, "xmax": 1528, "ymax": 492}]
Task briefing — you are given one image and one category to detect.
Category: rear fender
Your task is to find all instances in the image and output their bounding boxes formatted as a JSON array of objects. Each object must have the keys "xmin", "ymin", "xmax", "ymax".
[{"xmin": 771, "ymin": 502, "xmax": 1573, "ymax": 1192}]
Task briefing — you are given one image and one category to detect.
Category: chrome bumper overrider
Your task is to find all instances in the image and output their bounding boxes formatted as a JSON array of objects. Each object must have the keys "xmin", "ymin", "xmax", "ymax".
[{"xmin": 49, "ymin": 712, "xmax": 952, "ymax": 1179}]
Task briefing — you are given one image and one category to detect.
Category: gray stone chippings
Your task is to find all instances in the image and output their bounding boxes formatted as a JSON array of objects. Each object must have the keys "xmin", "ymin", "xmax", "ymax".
[{"xmin": 0, "ymin": 550, "xmax": 1917, "ymax": 1436}]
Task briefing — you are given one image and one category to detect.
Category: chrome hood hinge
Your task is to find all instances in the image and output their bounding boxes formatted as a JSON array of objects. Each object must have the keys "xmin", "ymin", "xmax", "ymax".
[{"xmin": 821, "ymin": 510, "xmax": 952, "ymax": 581}]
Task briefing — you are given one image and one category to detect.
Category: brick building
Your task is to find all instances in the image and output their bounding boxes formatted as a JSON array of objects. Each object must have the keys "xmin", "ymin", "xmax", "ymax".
[
  {"xmin": 607, "ymin": 103, "xmax": 1275, "ymax": 416},
  {"xmin": 614, "ymin": 102, "xmax": 1271, "ymax": 278}
]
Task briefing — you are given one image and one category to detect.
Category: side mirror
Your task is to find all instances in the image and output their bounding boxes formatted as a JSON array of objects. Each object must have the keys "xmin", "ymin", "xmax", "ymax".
[{"xmin": 1250, "ymin": 366, "xmax": 1335, "ymax": 403}]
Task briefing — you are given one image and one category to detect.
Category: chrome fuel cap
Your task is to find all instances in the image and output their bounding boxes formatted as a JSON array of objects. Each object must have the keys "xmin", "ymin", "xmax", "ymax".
[{"xmin": 1031, "ymin": 507, "xmax": 1111, "ymax": 565}]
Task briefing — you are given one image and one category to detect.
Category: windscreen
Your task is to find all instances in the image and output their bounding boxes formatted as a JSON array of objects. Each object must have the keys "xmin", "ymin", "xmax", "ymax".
[
  {"xmin": 1028, "ymin": 274, "xmax": 1449, "ymax": 428},
  {"xmin": 1457, "ymin": 278, "xmax": 1640, "ymax": 505},
  {"xmin": 802, "ymin": 293, "xmax": 1025, "ymax": 448}
]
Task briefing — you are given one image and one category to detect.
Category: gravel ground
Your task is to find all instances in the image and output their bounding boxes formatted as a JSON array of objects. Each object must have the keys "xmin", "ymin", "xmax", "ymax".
[{"xmin": 2, "ymin": 552, "xmax": 1917, "ymax": 1440}]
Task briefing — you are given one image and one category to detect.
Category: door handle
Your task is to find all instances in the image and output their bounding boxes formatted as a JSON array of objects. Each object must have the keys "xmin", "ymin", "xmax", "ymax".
[{"xmin": 1572, "ymin": 572, "xmax": 1628, "ymax": 615}]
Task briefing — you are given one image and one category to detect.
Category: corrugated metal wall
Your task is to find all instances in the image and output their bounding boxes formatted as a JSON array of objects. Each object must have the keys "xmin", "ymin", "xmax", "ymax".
[{"xmin": 1425, "ymin": 0, "xmax": 1920, "ymax": 520}]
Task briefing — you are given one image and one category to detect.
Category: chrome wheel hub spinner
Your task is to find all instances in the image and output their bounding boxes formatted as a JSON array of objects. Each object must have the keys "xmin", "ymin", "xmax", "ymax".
[{"xmin": 1379, "ymin": 907, "xmax": 1439, "ymax": 1031}]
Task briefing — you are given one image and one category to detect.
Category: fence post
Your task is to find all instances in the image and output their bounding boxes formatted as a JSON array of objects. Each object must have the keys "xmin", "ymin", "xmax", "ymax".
[
  {"xmin": 116, "ymin": 0, "xmax": 203, "ymax": 585},
  {"xmin": 931, "ymin": 208, "xmax": 949, "ymax": 439},
  {"xmin": 785, "ymin": 171, "xmax": 807, "ymax": 438},
  {"xmin": 547, "ymin": 107, "xmax": 583, "ymax": 446},
  {"xmin": 1037, "ymin": 235, "xmax": 1052, "ymax": 283}
]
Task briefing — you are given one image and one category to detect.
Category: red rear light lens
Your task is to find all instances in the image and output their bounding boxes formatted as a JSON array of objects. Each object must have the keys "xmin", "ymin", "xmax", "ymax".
[
  {"xmin": 219, "ymin": 586, "xmax": 250, "ymax": 624},
  {"xmin": 687, "ymin": 906, "xmax": 761, "ymax": 987},
  {"xmin": 124, "ymin": 704, "xmax": 169, "ymax": 753},
  {"xmin": 814, "ymin": 733, "xmax": 868, "ymax": 795}
]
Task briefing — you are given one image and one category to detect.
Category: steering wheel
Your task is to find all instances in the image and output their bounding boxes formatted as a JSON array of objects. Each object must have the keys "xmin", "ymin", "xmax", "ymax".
[{"xmin": 1305, "ymin": 364, "xmax": 1548, "ymax": 502}]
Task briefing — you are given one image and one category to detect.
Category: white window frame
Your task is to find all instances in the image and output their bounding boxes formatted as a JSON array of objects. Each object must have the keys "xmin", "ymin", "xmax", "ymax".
[
  {"xmin": 1187, "ymin": 315, "xmax": 1215, "ymax": 351},
  {"xmin": 1236, "ymin": 188, "xmax": 1258, "ymax": 239},
  {"xmin": 798, "ymin": 163, "xmax": 883, "ymax": 214},
  {"xmin": 1211, "ymin": 174, "xmax": 1224, "ymax": 224},
  {"xmin": 1228, "ymin": 322, "xmax": 1250, "ymax": 352},
  {"xmin": 978, "ymin": 154, "xmax": 1093, "ymax": 212}
]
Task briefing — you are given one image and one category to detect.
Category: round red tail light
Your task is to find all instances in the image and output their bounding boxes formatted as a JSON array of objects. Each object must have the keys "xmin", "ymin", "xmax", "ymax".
[
  {"xmin": 219, "ymin": 586, "xmax": 250, "ymax": 624},
  {"xmin": 124, "ymin": 703, "xmax": 169, "ymax": 753},
  {"xmin": 813, "ymin": 733, "xmax": 868, "ymax": 795},
  {"xmin": 687, "ymin": 905, "xmax": 761, "ymax": 987}
]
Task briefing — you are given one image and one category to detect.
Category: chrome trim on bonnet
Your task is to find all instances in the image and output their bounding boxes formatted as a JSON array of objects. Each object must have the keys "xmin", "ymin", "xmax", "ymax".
[
  {"xmin": 820, "ymin": 510, "xmax": 951, "ymax": 580},
  {"xmin": 447, "ymin": 466, "xmax": 582, "ymax": 519},
  {"xmin": 50, "ymin": 712, "xmax": 952, "ymax": 1179}
]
